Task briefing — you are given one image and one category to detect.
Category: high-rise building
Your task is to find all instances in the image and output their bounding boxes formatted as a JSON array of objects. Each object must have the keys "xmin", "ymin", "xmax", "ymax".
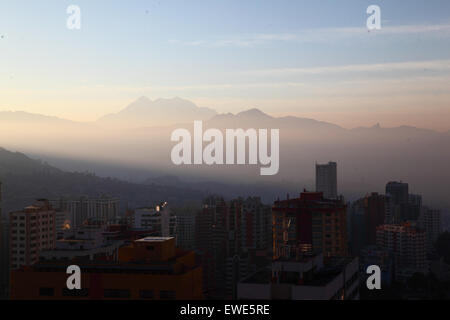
[
  {"xmin": 50, "ymin": 196, "xmax": 119, "ymax": 228},
  {"xmin": 272, "ymin": 191, "xmax": 348, "ymax": 259},
  {"xmin": 316, "ymin": 162, "xmax": 338, "ymax": 199},
  {"xmin": 349, "ymin": 193, "xmax": 385, "ymax": 255},
  {"xmin": 419, "ymin": 207, "xmax": 442, "ymax": 253},
  {"xmin": 386, "ymin": 182, "xmax": 409, "ymax": 205},
  {"xmin": 10, "ymin": 237, "xmax": 203, "ymax": 300},
  {"xmin": 0, "ymin": 217, "xmax": 9, "ymax": 299},
  {"xmin": 385, "ymin": 182, "xmax": 423, "ymax": 223},
  {"xmin": 0, "ymin": 181, "xmax": 10, "ymax": 299},
  {"xmin": 9, "ymin": 199, "xmax": 56, "ymax": 270},
  {"xmin": 408, "ymin": 194, "xmax": 423, "ymax": 221},
  {"xmin": 195, "ymin": 196, "xmax": 271, "ymax": 299},
  {"xmin": 349, "ymin": 200, "xmax": 367, "ymax": 256},
  {"xmin": 385, "ymin": 182, "xmax": 410, "ymax": 223},
  {"xmin": 376, "ymin": 223, "xmax": 427, "ymax": 281},
  {"xmin": 175, "ymin": 207, "xmax": 197, "ymax": 251},
  {"xmin": 241, "ymin": 197, "xmax": 272, "ymax": 252}
]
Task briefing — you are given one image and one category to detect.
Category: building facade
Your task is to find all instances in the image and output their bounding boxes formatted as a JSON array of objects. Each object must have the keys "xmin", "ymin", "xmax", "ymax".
[
  {"xmin": 50, "ymin": 196, "xmax": 119, "ymax": 228},
  {"xmin": 273, "ymin": 192, "xmax": 348, "ymax": 259},
  {"xmin": 9, "ymin": 199, "xmax": 56, "ymax": 270},
  {"xmin": 376, "ymin": 223, "xmax": 427, "ymax": 281},
  {"xmin": 10, "ymin": 237, "xmax": 203, "ymax": 300}
]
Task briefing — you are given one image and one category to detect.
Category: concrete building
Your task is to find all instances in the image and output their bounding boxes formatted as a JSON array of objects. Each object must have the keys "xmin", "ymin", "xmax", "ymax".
[
  {"xmin": 175, "ymin": 208, "xmax": 196, "ymax": 251},
  {"xmin": 0, "ymin": 181, "xmax": 10, "ymax": 299},
  {"xmin": 349, "ymin": 193, "xmax": 386, "ymax": 255},
  {"xmin": 11, "ymin": 237, "xmax": 203, "ymax": 300},
  {"xmin": 237, "ymin": 253, "xmax": 359, "ymax": 300},
  {"xmin": 9, "ymin": 199, "xmax": 56, "ymax": 270},
  {"xmin": 316, "ymin": 162, "xmax": 338, "ymax": 199},
  {"xmin": 50, "ymin": 196, "xmax": 119, "ymax": 228},
  {"xmin": 132, "ymin": 202, "xmax": 176, "ymax": 238},
  {"xmin": 40, "ymin": 223, "xmax": 123, "ymax": 262},
  {"xmin": 272, "ymin": 191, "xmax": 348, "ymax": 259},
  {"xmin": 195, "ymin": 196, "xmax": 272, "ymax": 299},
  {"xmin": 419, "ymin": 207, "xmax": 442, "ymax": 253},
  {"xmin": 385, "ymin": 182, "xmax": 422, "ymax": 223},
  {"xmin": 376, "ymin": 223, "xmax": 427, "ymax": 281}
]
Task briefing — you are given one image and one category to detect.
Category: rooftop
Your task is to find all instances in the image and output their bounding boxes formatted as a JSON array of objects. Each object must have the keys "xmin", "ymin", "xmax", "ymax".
[{"xmin": 135, "ymin": 237, "xmax": 174, "ymax": 243}]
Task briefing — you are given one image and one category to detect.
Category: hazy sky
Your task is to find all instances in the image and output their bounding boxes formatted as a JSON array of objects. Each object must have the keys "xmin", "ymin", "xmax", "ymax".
[{"xmin": 0, "ymin": 0, "xmax": 449, "ymax": 130}]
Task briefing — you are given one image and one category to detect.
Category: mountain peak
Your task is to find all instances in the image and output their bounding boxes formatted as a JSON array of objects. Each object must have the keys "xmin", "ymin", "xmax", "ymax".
[
  {"xmin": 135, "ymin": 96, "xmax": 152, "ymax": 103},
  {"xmin": 236, "ymin": 108, "xmax": 272, "ymax": 118},
  {"xmin": 97, "ymin": 97, "xmax": 217, "ymax": 128}
]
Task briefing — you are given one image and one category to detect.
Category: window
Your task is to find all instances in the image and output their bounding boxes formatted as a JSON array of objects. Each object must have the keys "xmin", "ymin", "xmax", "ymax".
[{"xmin": 139, "ymin": 290, "xmax": 154, "ymax": 299}]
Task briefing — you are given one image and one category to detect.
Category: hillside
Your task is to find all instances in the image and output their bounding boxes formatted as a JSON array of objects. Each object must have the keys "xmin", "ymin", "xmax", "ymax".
[{"xmin": 0, "ymin": 148, "xmax": 205, "ymax": 217}]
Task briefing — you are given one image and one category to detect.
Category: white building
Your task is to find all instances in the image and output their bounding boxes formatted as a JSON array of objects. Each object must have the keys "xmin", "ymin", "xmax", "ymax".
[
  {"xmin": 133, "ymin": 202, "xmax": 176, "ymax": 238},
  {"xmin": 316, "ymin": 162, "xmax": 338, "ymax": 199},
  {"xmin": 40, "ymin": 224, "xmax": 122, "ymax": 262},
  {"xmin": 51, "ymin": 196, "xmax": 119, "ymax": 228}
]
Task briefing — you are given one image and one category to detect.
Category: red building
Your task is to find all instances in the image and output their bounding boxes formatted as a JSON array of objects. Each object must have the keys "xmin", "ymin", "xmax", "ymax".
[{"xmin": 272, "ymin": 191, "xmax": 348, "ymax": 259}]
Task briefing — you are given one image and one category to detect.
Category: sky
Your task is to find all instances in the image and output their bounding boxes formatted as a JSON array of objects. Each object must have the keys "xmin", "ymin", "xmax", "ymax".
[{"xmin": 0, "ymin": 0, "xmax": 449, "ymax": 130}]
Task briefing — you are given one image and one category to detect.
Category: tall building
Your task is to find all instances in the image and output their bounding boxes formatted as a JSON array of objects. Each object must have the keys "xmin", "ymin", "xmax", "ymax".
[
  {"xmin": 0, "ymin": 181, "xmax": 10, "ymax": 299},
  {"xmin": 9, "ymin": 199, "xmax": 56, "ymax": 270},
  {"xmin": 349, "ymin": 200, "xmax": 367, "ymax": 256},
  {"xmin": 316, "ymin": 162, "xmax": 338, "ymax": 199},
  {"xmin": 195, "ymin": 196, "xmax": 271, "ymax": 299},
  {"xmin": 175, "ymin": 207, "xmax": 197, "ymax": 251},
  {"xmin": 376, "ymin": 223, "xmax": 427, "ymax": 281},
  {"xmin": 349, "ymin": 193, "xmax": 385, "ymax": 255},
  {"xmin": 10, "ymin": 237, "xmax": 203, "ymax": 300},
  {"xmin": 50, "ymin": 196, "xmax": 119, "ymax": 228},
  {"xmin": 419, "ymin": 207, "xmax": 442, "ymax": 253},
  {"xmin": 241, "ymin": 197, "xmax": 272, "ymax": 252},
  {"xmin": 272, "ymin": 191, "xmax": 348, "ymax": 259},
  {"xmin": 408, "ymin": 194, "xmax": 423, "ymax": 221},
  {"xmin": 385, "ymin": 181, "xmax": 409, "ymax": 223},
  {"xmin": 386, "ymin": 182, "xmax": 409, "ymax": 205},
  {"xmin": 385, "ymin": 182, "xmax": 423, "ymax": 223},
  {"xmin": 0, "ymin": 217, "xmax": 9, "ymax": 299}
]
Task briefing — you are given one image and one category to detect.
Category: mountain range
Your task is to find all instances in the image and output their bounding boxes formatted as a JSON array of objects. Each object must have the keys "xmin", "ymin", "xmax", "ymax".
[
  {"xmin": 0, "ymin": 97, "xmax": 449, "ymax": 210},
  {"xmin": 97, "ymin": 97, "xmax": 217, "ymax": 128}
]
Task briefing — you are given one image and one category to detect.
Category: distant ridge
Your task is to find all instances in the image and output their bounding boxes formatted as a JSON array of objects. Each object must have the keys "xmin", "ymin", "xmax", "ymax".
[{"xmin": 97, "ymin": 97, "xmax": 218, "ymax": 128}]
